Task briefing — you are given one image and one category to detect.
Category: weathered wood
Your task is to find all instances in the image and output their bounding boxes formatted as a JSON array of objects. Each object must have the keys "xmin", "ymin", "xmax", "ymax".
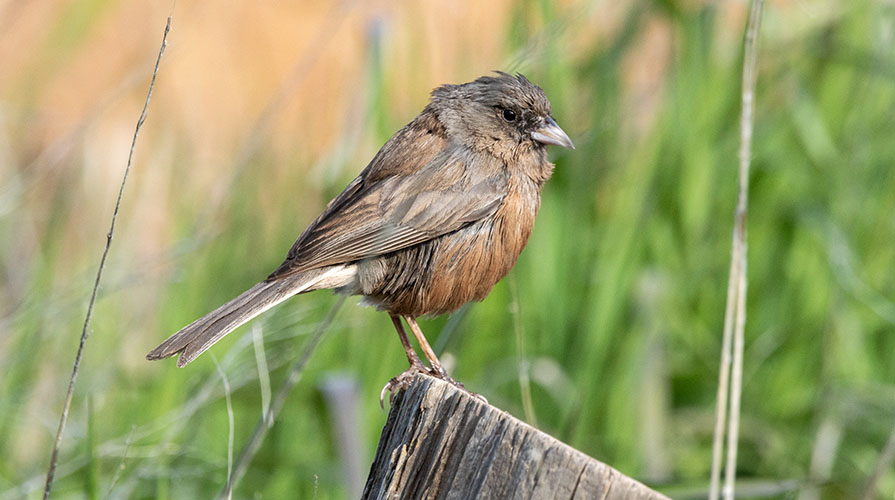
[{"xmin": 363, "ymin": 374, "xmax": 670, "ymax": 500}]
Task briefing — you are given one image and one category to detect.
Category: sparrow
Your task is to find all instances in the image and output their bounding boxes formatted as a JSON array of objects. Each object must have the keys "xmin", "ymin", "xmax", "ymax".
[{"xmin": 147, "ymin": 72, "xmax": 574, "ymax": 397}]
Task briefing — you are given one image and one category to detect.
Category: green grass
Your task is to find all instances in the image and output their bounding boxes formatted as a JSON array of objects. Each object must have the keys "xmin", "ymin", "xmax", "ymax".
[{"xmin": 2, "ymin": 1, "xmax": 895, "ymax": 499}]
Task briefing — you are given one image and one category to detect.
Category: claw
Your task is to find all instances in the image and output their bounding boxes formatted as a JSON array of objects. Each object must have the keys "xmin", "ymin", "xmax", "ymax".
[
  {"xmin": 379, "ymin": 362, "xmax": 431, "ymax": 409},
  {"xmin": 379, "ymin": 362, "xmax": 488, "ymax": 408},
  {"xmin": 379, "ymin": 383, "xmax": 391, "ymax": 409}
]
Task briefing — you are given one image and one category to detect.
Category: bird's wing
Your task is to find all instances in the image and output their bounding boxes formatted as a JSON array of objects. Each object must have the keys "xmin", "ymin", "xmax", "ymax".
[{"xmin": 268, "ymin": 144, "xmax": 507, "ymax": 279}]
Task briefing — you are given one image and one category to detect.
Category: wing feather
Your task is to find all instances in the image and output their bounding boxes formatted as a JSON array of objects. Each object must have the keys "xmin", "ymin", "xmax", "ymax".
[{"xmin": 268, "ymin": 113, "xmax": 507, "ymax": 280}]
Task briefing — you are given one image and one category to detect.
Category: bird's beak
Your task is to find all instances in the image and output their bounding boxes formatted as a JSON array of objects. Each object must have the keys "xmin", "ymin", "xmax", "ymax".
[{"xmin": 531, "ymin": 116, "xmax": 575, "ymax": 149}]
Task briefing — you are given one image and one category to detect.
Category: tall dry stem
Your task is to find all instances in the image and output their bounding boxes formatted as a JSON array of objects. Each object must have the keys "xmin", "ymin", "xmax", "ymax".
[{"xmin": 709, "ymin": 1, "xmax": 764, "ymax": 499}]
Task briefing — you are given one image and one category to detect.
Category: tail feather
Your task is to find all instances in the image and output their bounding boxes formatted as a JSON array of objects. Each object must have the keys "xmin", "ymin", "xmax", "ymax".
[{"xmin": 147, "ymin": 266, "xmax": 354, "ymax": 367}]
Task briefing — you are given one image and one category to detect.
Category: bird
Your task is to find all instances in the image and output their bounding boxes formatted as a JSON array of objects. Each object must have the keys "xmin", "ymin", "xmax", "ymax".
[{"xmin": 146, "ymin": 72, "xmax": 574, "ymax": 397}]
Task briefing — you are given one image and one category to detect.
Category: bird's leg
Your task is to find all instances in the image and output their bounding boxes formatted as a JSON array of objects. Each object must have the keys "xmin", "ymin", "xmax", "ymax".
[
  {"xmin": 390, "ymin": 314, "xmax": 426, "ymax": 370},
  {"xmin": 403, "ymin": 315, "xmax": 449, "ymax": 379},
  {"xmin": 403, "ymin": 316, "xmax": 487, "ymax": 402},
  {"xmin": 381, "ymin": 314, "xmax": 431, "ymax": 407}
]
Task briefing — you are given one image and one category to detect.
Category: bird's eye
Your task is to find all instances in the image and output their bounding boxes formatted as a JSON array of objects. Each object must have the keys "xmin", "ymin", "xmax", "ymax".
[{"xmin": 502, "ymin": 108, "xmax": 516, "ymax": 122}]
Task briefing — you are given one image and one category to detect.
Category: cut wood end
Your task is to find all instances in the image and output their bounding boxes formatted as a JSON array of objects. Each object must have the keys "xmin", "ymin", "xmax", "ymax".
[{"xmin": 364, "ymin": 373, "xmax": 670, "ymax": 500}]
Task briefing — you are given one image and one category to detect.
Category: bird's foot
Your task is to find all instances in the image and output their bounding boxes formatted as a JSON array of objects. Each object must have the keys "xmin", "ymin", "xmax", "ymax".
[
  {"xmin": 380, "ymin": 362, "xmax": 433, "ymax": 409},
  {"xmin": 379, "ymin": 363, "xmax": 488, "ymax": 407}
]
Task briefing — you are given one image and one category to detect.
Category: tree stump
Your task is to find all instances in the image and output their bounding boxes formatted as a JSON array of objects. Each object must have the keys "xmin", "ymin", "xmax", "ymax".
[{"xmin": 363, "ymin": 374, "xmax": 669, "ymax": 500}]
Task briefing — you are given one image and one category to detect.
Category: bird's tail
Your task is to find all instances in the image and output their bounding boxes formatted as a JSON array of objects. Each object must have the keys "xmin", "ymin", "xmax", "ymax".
[{"xmin": 146, "ymin": 265, "xmax": 354, "ymax": 367}]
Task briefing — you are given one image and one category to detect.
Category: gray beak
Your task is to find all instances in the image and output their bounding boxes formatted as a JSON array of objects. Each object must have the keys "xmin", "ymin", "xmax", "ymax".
[{"xmin": 531, "ymin": 116, "xmax": 575, "ymax": 149}]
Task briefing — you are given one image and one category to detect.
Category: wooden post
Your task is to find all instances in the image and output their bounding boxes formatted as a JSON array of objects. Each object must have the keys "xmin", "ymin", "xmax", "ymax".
[{"xmin": 363, "ymin": 374, "xmax": 670, "ymax": 500}]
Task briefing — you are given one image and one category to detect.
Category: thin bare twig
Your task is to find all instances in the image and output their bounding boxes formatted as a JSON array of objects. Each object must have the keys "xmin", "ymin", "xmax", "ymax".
[
  {"xmin": 709, "ymin": 2, "xmax": 764, "ymax": 499},
  {"xmin": 217, "ymin": 296, "xmax": 345, "ymax": 499},
  {"xmin": 724, "ymin": 248, "xmax": 749, "ymax": 500},
  {"xmin": 709, "ymin": 234, "xmax": 739, "ymax": 500},
  {"xmin": 42, "ymin": 16, "xmax": 171, "ymax": 500}
]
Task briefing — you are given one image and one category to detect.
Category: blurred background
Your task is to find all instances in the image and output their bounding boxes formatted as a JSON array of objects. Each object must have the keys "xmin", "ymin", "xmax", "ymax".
[{"xmin": 2, "ymin": 0, "xmax": 894, "ymax": 498}]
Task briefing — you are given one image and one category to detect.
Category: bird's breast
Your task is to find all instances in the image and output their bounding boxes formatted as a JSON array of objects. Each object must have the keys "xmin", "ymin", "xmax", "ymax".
[{"xmin": 368, "ymin": 177, "xmax": 541, "ymax": 317}]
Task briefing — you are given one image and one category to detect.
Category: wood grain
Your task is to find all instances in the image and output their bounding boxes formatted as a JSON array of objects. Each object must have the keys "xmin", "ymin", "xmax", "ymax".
[{"xmin": 363, "ymin": 374, "xmax": 670, "ymax": 500}]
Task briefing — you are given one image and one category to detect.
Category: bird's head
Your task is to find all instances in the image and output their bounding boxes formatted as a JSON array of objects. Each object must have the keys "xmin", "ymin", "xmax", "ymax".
[{"xmin": 430, "ymin": 72, "xmax": 574, "ymax": 158}]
